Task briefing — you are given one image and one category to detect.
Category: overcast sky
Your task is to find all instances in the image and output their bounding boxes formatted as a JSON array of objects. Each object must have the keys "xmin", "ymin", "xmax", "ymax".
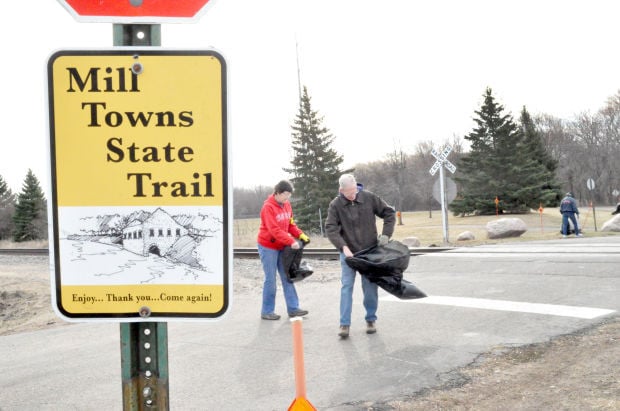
[{"xmin": 1, "ymin": 0, "xmax": 619, "ymax": 195}]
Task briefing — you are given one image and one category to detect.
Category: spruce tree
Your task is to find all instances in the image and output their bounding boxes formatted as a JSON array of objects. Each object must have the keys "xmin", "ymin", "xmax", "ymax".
[
  {"xmin": 284, "ymin": 86, "xmax": 344, "ymax": 233},
  {"xmin": 0, "ymin": 175, "xmax": 16, "ymax": 240},
  {"xmin": 451, "ymin": 89, "xmax": 563, "ymax": 215},
  {"xmin": 12, "ymin": 169, "xmax": 47, "ymax": 242},
  {"xmin": 451, "ymin": 88, "xmax": 515, "ymax": 214},
  {"xmin": 517, "ymin": 107, "xmax": 562, "ymax": 208}
]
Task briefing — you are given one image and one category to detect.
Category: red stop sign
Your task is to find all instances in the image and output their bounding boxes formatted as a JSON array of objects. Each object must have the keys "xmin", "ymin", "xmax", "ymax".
[{"xmin": 58, "ymin": 0, "xmax": 216, "ymax": 23}]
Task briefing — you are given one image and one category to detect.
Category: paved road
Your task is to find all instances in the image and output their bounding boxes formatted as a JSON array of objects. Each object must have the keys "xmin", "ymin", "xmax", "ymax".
[{"xmin": 1, "ymin": 236, "xmax": 619, "ymax": 410}]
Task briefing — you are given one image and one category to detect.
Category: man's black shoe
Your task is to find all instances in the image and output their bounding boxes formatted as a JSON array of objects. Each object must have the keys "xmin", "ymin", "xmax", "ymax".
[{"xmin": 288, "ymin": 309, "xmax": 308, "ymax": 318}]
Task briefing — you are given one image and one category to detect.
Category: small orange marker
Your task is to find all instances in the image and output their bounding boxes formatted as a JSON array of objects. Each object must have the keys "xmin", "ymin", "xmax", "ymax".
[
  {"xmin": 539, "ymin": 203, "xmax": 544, "ymax": 233},
  {"xmin": 288, "ymin": 317, "xmax": 317, "ymax": 411}
]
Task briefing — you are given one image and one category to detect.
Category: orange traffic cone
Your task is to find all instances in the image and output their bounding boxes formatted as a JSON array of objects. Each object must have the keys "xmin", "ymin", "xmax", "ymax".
[{"xmin": 287, "ymin": 317, "xmax": 317, "ymax": 411}]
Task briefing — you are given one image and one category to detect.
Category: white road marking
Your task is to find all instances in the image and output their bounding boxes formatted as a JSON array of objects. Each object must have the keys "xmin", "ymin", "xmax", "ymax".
[{"xmin": 380, "ymin": 295, "xmax": 616, "ymax": 319}]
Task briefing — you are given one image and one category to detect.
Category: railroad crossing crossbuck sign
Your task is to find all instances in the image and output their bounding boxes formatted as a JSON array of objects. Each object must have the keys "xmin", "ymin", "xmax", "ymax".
[
  {"xmin": 429, "ymin": 145, "xmax": 456, "ymax": 244},
  {"xmin": 429, "ymin": 146, "xmax": 456, "ymax": 176}
]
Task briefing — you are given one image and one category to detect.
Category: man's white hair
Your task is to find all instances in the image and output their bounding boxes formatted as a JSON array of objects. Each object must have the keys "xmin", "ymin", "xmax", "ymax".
[{"xmin": 338, "ymin": 173, "xmax": 357, "ymax": 189}]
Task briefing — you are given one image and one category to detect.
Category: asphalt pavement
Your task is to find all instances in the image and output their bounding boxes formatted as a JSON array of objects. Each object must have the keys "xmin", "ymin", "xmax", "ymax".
[{"xmin": 1, "ymin": 236, "xmax": 619, "ymax": 410}]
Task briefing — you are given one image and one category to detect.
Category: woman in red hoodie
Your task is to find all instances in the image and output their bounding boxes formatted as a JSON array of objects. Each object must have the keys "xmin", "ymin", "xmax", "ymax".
[{"xmin": 257, "ymin": 180, "xmax": 310, "ymax": 320}]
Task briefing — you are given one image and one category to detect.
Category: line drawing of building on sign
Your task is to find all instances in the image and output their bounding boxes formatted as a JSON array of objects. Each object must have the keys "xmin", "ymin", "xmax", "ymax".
[
  {"xmin": 122, "ymin": 207, "xmax": 189, "ymax": 257},
  {"xmin": 62, "ymin": 207, "xmax": 223, "ymax": 281}
]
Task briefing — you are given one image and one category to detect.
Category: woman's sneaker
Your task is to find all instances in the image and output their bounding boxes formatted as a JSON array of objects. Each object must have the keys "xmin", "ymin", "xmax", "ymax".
[{"xmin": 338, "ymin": 325, "xmax": 350, "ymax": 338}]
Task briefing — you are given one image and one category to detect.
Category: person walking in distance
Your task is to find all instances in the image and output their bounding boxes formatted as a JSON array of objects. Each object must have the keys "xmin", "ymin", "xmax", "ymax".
[
  {"xmin": 257, "ymin": 180, "xmax": 310, "ymax": 320},
  {"xmin": 560, "ymin": 192, "xmax": 583, "ymax": 238},
  {"xmin": 325, "ymin": 174, "xmax": 396, "ymax": 338}
]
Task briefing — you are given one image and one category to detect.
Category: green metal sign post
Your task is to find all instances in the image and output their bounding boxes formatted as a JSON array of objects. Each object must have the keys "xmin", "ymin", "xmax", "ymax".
[
  {"xmin": 51, "ymin": 2, "xmax": 227, "ymax": 409},
  {"xmin": 114, "ymin": 24, "xmax": 169, "ymax": 411}
]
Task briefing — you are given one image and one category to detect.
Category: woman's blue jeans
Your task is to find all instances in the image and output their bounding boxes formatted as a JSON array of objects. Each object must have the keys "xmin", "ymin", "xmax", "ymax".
[
  {"xmin": 339, "ymin": 252, "xmax": 378, "ymax": 326},
  {"xmin": 258, "ymin": 244, "xmax": 300, "ymax": 315}
]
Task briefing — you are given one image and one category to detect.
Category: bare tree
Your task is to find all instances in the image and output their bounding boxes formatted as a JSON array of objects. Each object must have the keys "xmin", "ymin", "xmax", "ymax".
[
  {"xmin": 385, "ymin": 142, "xmax": 408, "ymax": 223},
  {"xmin": 598, "ymin": 91, "xmax": 620, "ymax": 202},
  {"xmin": 233, "ymin": 185, "xmax": 271, "ymax": 218}
]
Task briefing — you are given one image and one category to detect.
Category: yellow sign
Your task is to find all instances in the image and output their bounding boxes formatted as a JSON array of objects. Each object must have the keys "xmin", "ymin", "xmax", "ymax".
[{"xmin": 47, "ymin": 49, "xmax": 230, "ymax": 321}]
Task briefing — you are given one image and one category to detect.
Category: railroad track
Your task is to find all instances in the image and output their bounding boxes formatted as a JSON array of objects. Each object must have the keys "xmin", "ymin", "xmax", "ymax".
[
  {"xmin": 0, "ymin": 247, "xmax": 452, "ymax": 259},
  {"xmin": 0, "ymin": 248, "xmax": 50, "ymax": 256}
]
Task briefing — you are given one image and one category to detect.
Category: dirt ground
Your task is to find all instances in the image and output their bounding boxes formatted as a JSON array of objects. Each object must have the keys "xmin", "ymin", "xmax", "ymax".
[{"xmin": 1, "ymin": 254, "xmax": 618, "ymax": 410}]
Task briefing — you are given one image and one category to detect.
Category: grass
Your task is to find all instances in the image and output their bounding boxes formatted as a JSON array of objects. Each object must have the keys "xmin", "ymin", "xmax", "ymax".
[
  {"xmin": 0, "ymin": 239, "xmax": 49, "ymax": 249},
  {"xmin": 3, "ymin": 206, "xmax": 617, "ymax": 249},
  {"xmin": 234, "ymin": 206, "xmax": 619, "ymax": 248}
]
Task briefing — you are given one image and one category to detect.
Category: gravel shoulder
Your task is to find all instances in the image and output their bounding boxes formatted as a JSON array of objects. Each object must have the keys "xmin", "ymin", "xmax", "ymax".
[{"xmin": 1, "ymin": 255, "xmax": 618, "ymax": 410}]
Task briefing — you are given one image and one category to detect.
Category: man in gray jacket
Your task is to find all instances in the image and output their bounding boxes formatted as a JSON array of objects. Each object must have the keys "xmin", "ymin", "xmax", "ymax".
[{"xmin": 325, "ymin": 174, "xmax": 396, "ymax": 338}]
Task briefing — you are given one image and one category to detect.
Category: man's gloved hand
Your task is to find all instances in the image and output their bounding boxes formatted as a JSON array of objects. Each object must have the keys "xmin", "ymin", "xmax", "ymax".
[
  {"xmin": 299, "ymin": 233, "xmax": 310, "ymax": 244},
  {"xmin": 377, "ymin": 234, "xmax": 389, "ymax": 246}
]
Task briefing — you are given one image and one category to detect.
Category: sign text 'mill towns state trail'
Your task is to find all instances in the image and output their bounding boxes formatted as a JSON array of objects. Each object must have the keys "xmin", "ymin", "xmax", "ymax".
[
  {"xmin": 62, "ymin": 57, "xmax": 215, "ymax": 199},
  {"xmin": 47, "ymin": 49, "xmax": 230, "ymax": 320}
]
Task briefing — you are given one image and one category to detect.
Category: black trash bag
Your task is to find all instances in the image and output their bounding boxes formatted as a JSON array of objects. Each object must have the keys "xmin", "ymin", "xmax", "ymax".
[
  {"xmin": 345, "ymin": 240, "xmax": 411, "ymax": 277},
  {"xmin": 559, "ymin": 221, "xmax": 575, "ymax": 235},
  {"xmin": 281, "ymin": 240, "xmax": 313, "ymax": 283},
  {"xmin": 370, "ymin": 276, "xmax": 427, "ymax": 299},
  {"xmin": 345, "ymin": 240, "xmax": 427, "ymax": 300}
]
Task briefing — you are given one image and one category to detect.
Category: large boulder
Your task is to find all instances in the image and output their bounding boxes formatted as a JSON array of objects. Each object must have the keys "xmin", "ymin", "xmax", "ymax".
[
  {"xmin": 601, "ymin": 214, "xmax": 620, "ymax": 232},
  {"xmin": 401, "ymin": 237, "xmax": 421, "ymax": 247},
  {"xmin": 457, "ymin": 231, "xmax": 475, "ymax": 241},
  {"xmin": 486, "ymin": 218, "xmax": 527, "ymax": 239}
]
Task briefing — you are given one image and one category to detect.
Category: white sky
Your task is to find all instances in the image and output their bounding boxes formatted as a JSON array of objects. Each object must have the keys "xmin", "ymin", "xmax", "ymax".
[{"xmin": 1, "ymin": 0, "xmax": 620, "ymax": 195}]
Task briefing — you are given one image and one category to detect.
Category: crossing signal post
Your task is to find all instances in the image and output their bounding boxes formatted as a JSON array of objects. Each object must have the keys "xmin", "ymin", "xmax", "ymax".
[{"xmin": 429, "ymin": 146, "xmax": 456, "ymax": 245}]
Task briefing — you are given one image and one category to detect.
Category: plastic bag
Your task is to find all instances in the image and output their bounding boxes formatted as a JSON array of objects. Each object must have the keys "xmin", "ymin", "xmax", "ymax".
[
  {"xmin": 281, "ymin": 240, "xmax": 314, "ymax": 283},
  {"xmin": 345, "ymin": 240, "xmax": 426, "ymax": 299}
]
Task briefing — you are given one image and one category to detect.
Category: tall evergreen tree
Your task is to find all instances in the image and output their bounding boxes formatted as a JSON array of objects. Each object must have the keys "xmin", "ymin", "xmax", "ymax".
[
  {"xmin": 518, "ymin": 107, "xmax": 562, "ymax": 207},
  {"xmin": 284, "ymin": 86, "xmax": 344, "ymax": 233},
  {"xmin": 0, "ymin": 175, "xmax": 16, "ymax": 240},
  {"xmin": 450, "ymin": 88, "xmax": 517, "ymax": 214},
  {"xmin": 12, "ymin": 169, "xmax": 47, "ymax": 242},
  {"xmin": 451, "ymin": 88, "xmax": 554, "ymax": 215}
]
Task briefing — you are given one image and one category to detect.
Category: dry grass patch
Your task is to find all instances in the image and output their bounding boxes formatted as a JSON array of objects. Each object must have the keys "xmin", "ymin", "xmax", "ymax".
[
  {"xmin": 0, "ymin": 239, "xmax": 48, "ymax": 249},
  {"xmin": 233, "ymin": 206, "xmax": 617, "ymax": 248},
  {"xmin": 3, "ymin": 206, "xmax": 614, "ymax": 249}
]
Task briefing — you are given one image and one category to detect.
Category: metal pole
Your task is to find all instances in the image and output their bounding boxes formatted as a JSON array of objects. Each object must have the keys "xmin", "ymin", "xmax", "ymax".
[
  {"xmin": 113, "ymin": 23, "xmax": 169, "ymax": 411},
  {"xmin": 439, "ymin": 165, "xmax": 449, "ymax": 244},
  {"xmin": 113, "ymin": 24, "xmax": 161, "ymax": 47},
  {"xmin": 120, "ymin": 322, "xmax": 169, "ymax": 410}
]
